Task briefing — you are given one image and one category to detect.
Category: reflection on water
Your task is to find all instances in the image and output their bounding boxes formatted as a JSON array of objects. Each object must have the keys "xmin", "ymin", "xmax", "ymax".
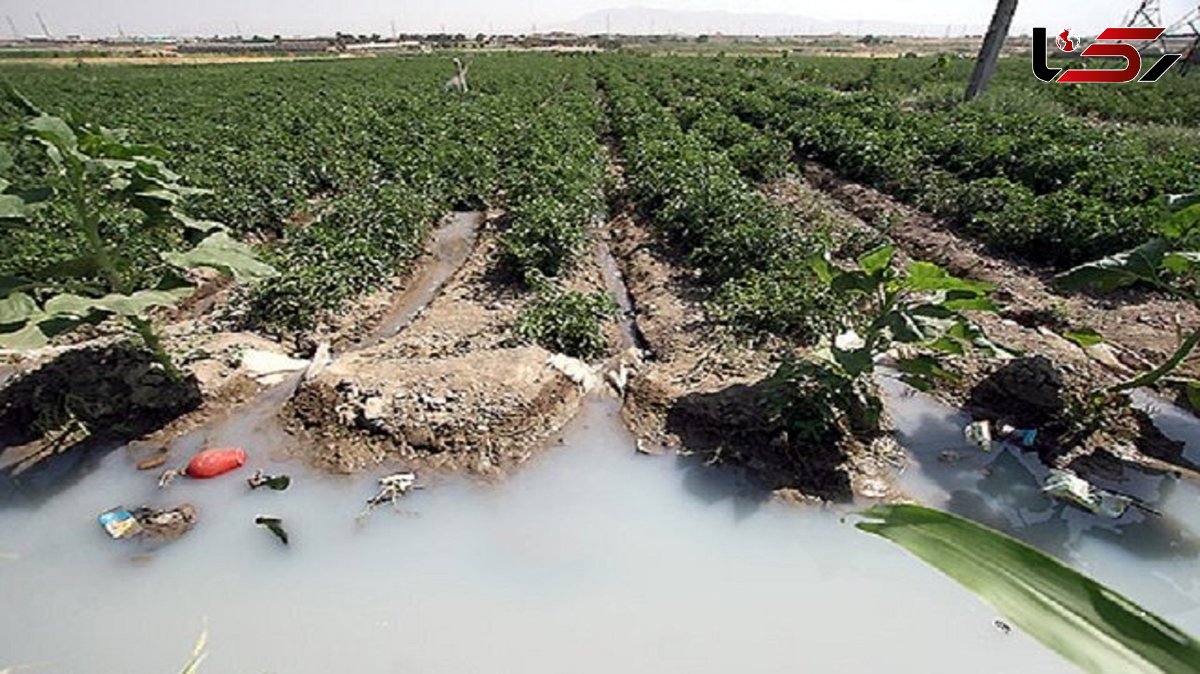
[{"xmin": 883, "ymin": 375, "xmax": 1200, "ymax": 627}]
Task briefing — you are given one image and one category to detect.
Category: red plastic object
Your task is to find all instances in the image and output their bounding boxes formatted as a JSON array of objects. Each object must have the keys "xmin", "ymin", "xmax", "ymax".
[{"xmin": 186, "ymin": 448, "xmax": 247, "ymax": 478}]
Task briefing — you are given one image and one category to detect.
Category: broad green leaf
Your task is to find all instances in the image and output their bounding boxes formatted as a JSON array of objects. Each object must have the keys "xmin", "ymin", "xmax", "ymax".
[
  {"xmin": 905, "ymin": 261, "xmax": 993, "ymax": 294},
  {"xmin": 44, "ymin": 288, "xmax": 192, "ymax": 318},
  {"xmin": 0, "ymin": 292, "xmax": 37, "ymax": 325},
  {"xmin": 0, "ymin": 320, "xmax": 50, "ymax": 350},
  {"xmin": 857, "ymin": 244, "xmax": 894, "ymax": 276},
  {"xmin": 0, "ymin": 194, "xmax": 27, "ymax": 219},
  {"xmin": 1064, "ymin": 328, "xmax": 1104, "ymax": 348},
  {"xmin": 1055, "ymin": 239, "xmax": 1172, "ymax": 292},
  {"xmin": 171, "ymin": 209, "xmax": 227, "ymax": 234},
  {"xmin": 1161, "ymin": 203, "xmax": 1200, "ymax": 239},
  {"xmin": 810, "ymin": 256, "xmax": 834, "ymax": 285},
  {"xmin": 942, "ymin": 293, "xmax": 998, "ymax": 312},
  {"xmin": 857, "ymin": 504, "xmax": 1200, "ymax": 674},
  {"xmin": 27, "ymin": 114, "xmax": 78, "ymax": 154},
  {"xmin": 893, "ymin": 355, "xmax": 962, "ymax": 391},
  {"xmin": 162, "ymin": 232, "xmax": 277, "ymax": 283},
  {"xmin": 1162, "ymin": 253, "xmax": 1199, "ymax": 276},
  {"xmin": 832, "ymin": 344, "xmax": 873, "ymax": 378}
]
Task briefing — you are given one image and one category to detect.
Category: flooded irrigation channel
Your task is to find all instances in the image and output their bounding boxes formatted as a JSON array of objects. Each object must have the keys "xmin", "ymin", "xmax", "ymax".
[
  {"xmin": 1, "ymin": 212, "xmax": 1198, "ymax": 673},
  {"xmin": 2, "ymin": 379, "xmax": 1198, "ymax": 672}
]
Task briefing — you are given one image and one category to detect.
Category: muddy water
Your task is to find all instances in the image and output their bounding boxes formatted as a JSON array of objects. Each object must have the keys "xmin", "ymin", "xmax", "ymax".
[
  {"xmin": 594, "ymin": 233, "xmax": 642, "ymax": 351},
  {"xmin": 882, "ymin": 376, "xmax": 1200, "ymax": 634},
  {"xmin": 3, "ymin": 389, "xmax": 1085, "ymax": 673},
  {"xmin": 360, "ymin": 210, "xmax": 481, "ymax": 348}
]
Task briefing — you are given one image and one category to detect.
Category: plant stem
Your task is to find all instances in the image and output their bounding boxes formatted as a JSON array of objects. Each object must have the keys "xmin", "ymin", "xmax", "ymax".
[
  {"xmin": 129, "ymin": 315, "xmax": 182, "ymax": 381},
  {"xmin": 1109, "ymin": 328, "xmax": 1200, "ymax": 393},
  {"xmin": 70, "ymin": 165, "xmax": 181, "ymax": 380}
]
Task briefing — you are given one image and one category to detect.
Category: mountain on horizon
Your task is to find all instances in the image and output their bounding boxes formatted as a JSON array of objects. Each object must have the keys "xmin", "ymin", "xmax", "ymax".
[{"xmin": 551, "ymin": 6, "xmax": 989, "ymax": 37}]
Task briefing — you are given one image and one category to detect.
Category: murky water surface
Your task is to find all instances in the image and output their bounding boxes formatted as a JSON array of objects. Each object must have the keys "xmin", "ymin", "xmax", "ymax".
[
  {"xmin": 884, "ymin": 377, "xmax": 1200, "ymax": 634},
  {"xmin": 2, "ymin": 376, "xmax": 1198, "ymax": 672}
]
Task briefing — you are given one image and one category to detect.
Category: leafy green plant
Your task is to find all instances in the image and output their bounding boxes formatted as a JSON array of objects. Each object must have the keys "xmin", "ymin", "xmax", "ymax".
[
  {"xmin": 0, "ymin": 90, "xmax": 274, "ymax": 377},
  {"xmin": 1056, "ymin": 193, "xmax": 1199, "ymax": 396},
  {"xmin": 516, "ymin": 280, "xmax": 615, "ymax": 360},
  {"xmin": 771, "ymin": 244, "xmax": 1000, "ymax": 437},
  {"xmin": 858, "ymin": 504, "xmax": 1200, "ymax": 674}
]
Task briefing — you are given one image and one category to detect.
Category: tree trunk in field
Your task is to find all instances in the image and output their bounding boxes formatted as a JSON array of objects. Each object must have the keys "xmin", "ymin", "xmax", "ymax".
[{"xmin": 965, "ymin": 0, "xmax": 1019, "ymax": 100}]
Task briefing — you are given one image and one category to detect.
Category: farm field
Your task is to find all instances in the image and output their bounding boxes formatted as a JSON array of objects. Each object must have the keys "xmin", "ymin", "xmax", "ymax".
[{"xmin": 1, "ymin": 52, "xmax": 1199, "ymax": 671}]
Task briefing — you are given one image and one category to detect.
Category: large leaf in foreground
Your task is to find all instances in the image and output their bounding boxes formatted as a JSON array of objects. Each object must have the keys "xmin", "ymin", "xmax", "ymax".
[
  {"xmin": 162, "ymin": 232, "xmax": 277, "ymax": 283},
  {"xmin": 857, "ymin": 504, "xmax": 1200, "ymax": 674}
]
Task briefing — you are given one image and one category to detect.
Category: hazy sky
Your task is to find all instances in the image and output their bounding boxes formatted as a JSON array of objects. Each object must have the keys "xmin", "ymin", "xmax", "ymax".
[{"xmin": 2, "ymin": 0, "xmax": 1195, "ymax": 38}]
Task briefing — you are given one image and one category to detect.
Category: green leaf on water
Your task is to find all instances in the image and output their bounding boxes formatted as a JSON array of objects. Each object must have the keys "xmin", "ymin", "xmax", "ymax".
[
  {"xmin": 857, "ymin": 504, "xmax": 1200, "ymax": 674},
  {"xmin": 255, "ymin": 516, "xmax": 289, "ymax": 546}
]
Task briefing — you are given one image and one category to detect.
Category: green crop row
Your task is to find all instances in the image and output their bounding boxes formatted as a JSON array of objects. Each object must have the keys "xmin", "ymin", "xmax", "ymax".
[
  {"xmin": 620, "ymin": 55, "xmax": 1198, "ymax": 268},
  {"xmin": 600, "ymin": 66, "xmax": 833, "ymax": 343}
]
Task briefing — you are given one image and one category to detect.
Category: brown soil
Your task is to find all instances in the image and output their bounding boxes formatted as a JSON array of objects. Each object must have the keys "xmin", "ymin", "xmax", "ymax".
[
  {"xmin": 776, "ymin": 164, "xmax": 1200, "ymax": 482},
  {"xmin": 608, "ymin": 208, "xmax": 901, "ymax": 502},
  {"xmin": 282, "ymin": 224, "xmax": 614, "ymax": 478}
]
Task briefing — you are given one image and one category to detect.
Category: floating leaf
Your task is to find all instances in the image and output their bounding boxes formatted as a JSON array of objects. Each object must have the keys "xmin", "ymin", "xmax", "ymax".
[
  {"xmin": 255, "ymin": 516, "xmax": 289, "ymax": 546},
  {"xmin": 857, "ymin": 504, "xmax": 1200, "ymax": 674}
]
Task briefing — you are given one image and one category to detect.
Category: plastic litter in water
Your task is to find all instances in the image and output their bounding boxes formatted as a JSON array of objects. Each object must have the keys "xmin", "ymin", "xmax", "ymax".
[
  {"xmin": 98, "ymin": 506, "xmax": 143, "ymax": 540},
  {"xmin": 964, "ymin": 420, "xmax": 993, "ymax": 451},
  {"xmin": 186, "ymin": 448, "xmax": 247, "ymax": 479}
]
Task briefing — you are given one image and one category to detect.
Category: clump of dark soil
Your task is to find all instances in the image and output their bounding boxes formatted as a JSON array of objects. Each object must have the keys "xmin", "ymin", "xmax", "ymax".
[
  {"xmin": 663, "ymin": 379, "xmax": 854, "ymax": 501},
  {"xmin": 965, "ymin": 356, "xmax": 1198, "ymax": 480},
  {"xmin": 0, "ymin": 342, "xmax": 202, "ymax": 452}
]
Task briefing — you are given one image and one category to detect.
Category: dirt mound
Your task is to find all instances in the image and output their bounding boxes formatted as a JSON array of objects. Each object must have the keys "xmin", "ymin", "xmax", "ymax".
[
  {"xmin": 282, "ymin": 229, "xmax": 607, "ymax": 477},
  {"xmin": 607, "ymin": 210, "xmax": 897, "ymax": 501},
  {"xmin": 0, "ymin": 342, "xmax": 202, "ymax": 457}
]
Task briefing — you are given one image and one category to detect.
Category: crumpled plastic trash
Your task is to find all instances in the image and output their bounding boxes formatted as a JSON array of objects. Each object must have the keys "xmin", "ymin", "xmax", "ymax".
[
  {"xmin": 547, "ymin": 353, "xmax": 599, "ymax": 392},
  {"xmin": 1043, "ymin": 469, "xmax": 1132, "ymax": 518},
  {"xmin": 964, "ymin": 420, "xmax": 993, "ymax": 451},
  {"xmin": 241, "ymin": 349, "xmax": 310, "ymax": 386},
  {"xmin": 359, "ymin": 471, "xmax": 423, "ymax": 521},
  {"xmin": 998, "ymin": 424, "xmax": 1038, "ymax": 448},
  {"xmin": 247, "ymin": 469, "xmax": 291, "ymax": 491},
  {"xmin": 133, "ymin": 504, "xmax": 199, "ymax": 539},
  {"xmin": 99, "ymin": 506, "xmax": 143, "ymax": 539}
]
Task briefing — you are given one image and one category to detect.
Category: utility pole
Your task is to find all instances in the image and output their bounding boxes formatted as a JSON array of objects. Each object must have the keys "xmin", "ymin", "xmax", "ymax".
[{"xmin": 965, "ymin": 0, "xmax": 1018, "ymax": 101}]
